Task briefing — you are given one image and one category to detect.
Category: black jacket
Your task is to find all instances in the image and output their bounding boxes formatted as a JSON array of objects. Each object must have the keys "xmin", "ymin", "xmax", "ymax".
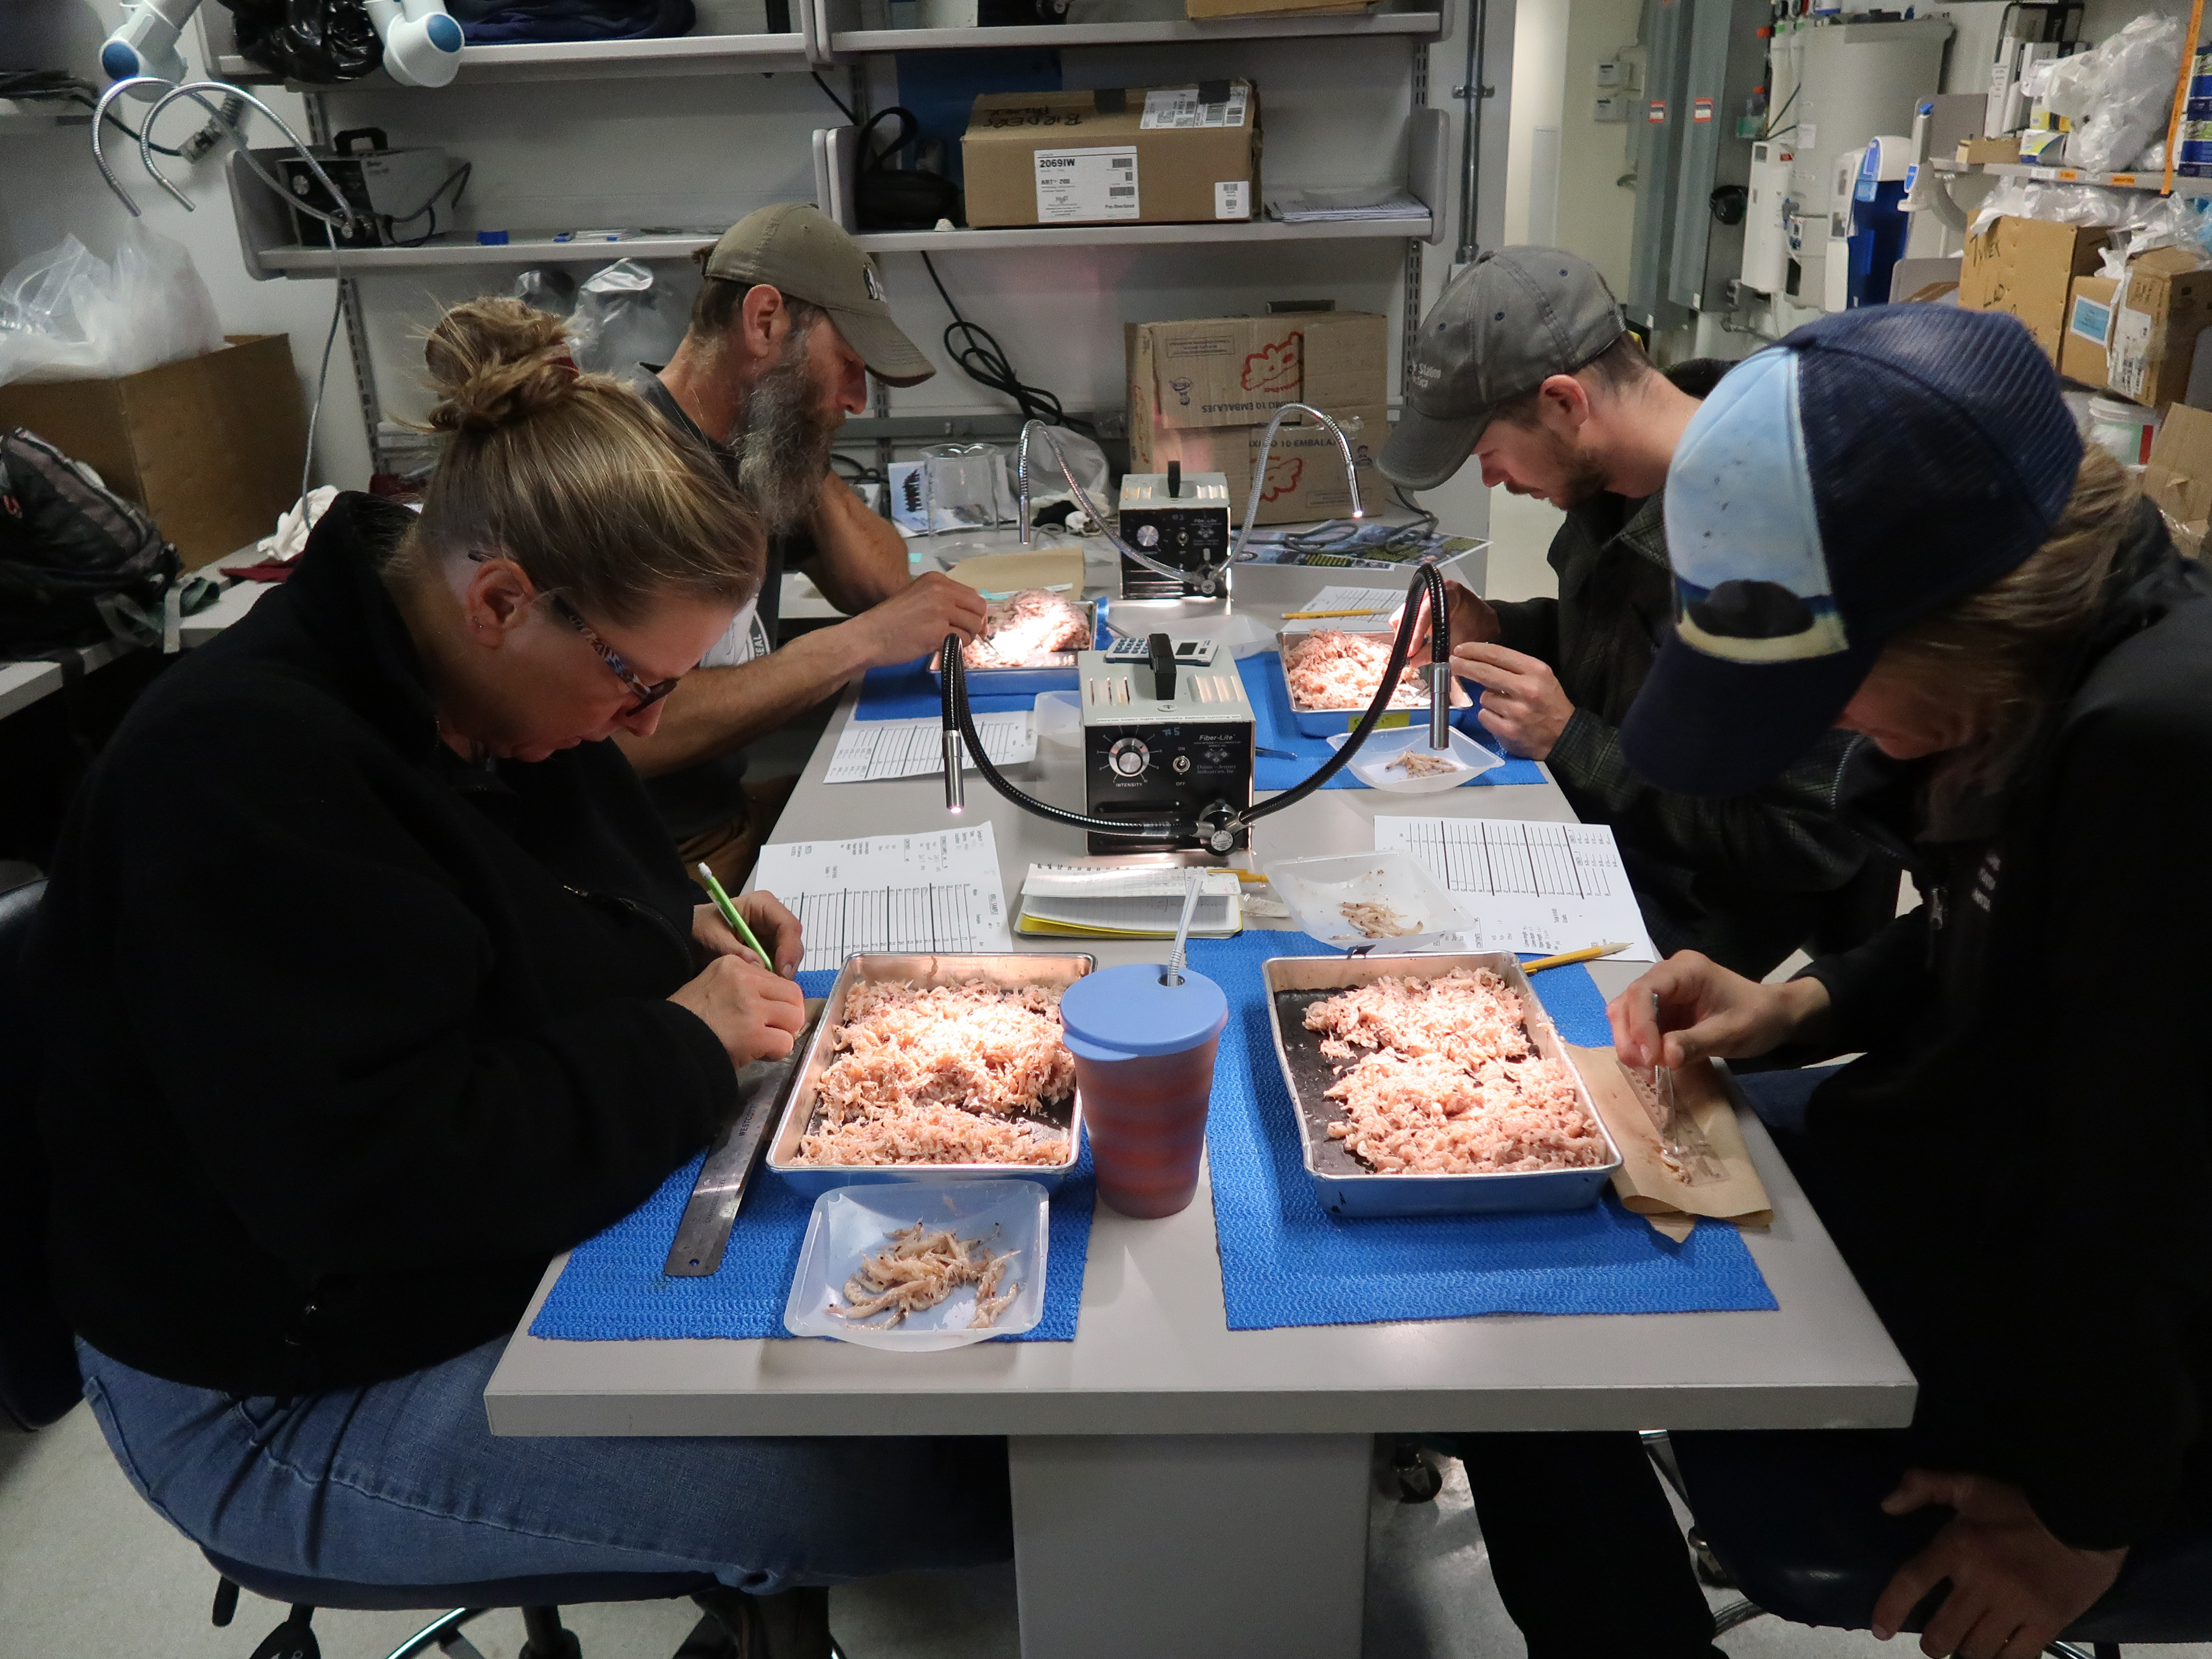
[
  {"xmin": 1801, "ymin": 500, "xmax": 2212, "ymax": 1549},
  {"xmin": 1489, "ymin": 361, "xmax": 1877, "ymax": 976},
  {"xmin": 31, "ymin": 494, "xmax": 735, "ymax": 1396}
]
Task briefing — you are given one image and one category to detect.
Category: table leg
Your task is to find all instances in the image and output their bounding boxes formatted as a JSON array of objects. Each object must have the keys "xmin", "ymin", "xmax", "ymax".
[{"xmin": 1008, "ymin": 1433, "xmax": 1370, "ymax": 1659}]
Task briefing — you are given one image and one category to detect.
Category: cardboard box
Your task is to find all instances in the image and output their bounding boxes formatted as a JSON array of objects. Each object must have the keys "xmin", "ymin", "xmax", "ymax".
[
  {"xmin": 0, "ymin": 335, "xmax": 307, "ymax": 569},
  {"xmin": 1127, "ymin": 311, "xmax": 1387, "ymax": 432},
  {"xmin": 2058, "ymin": 247, "xmax": 2212, "ymax": 409},
  {"xmin": 1957, "ymin": 135, "xmax": 2022, "ymax": 165},
  {"xmin": 1958, "ymin": 217, "xmax": 2109, "ymax": 362},
  {"xmin": 2143, "ymin": 401, "xmax": 2212, "ymax": 557},
  {"xmin": 962, "ymin": 83, "xmax": 1260, "ymax": 229},
  {"xmin": 1130, "ymin": 400, "xmax": 1388, "ymax": 525}
]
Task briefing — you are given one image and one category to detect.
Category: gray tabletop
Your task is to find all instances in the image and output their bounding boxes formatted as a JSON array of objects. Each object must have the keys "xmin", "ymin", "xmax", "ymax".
[{"xmin": 485, "ymin": 564, "xmax": 1914, "ymax": 1439}]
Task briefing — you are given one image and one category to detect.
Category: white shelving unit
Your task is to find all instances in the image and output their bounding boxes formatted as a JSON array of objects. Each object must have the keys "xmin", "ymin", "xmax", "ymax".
[
  {"xmin": 211, "ymin": 35, "xmax": 818, "ymax": 87},
  {"xmin": 819, "ymin": 1, "xmax": 1448, "ymax": 57},
  {"xmin": 1931, "ymin": 157, "xmax": 2212, "ymax": 199},
  {"xmin": 244, "ymin": 215, "xmax": 1434, "ymax": 276},
  {"xmin": 196, "ymin": 0, "xmax": 1463, "ymax": 476},
  {"xmin": 848, "ymin": 215, "xmax": 1435, "ymax": 251},
  {"xmin": 0, "ymin": 98, "xmax": 91, "ymax": 134}
]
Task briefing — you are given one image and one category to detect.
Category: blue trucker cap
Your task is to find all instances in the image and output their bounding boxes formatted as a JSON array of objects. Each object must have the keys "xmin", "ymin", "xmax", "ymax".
[{"xmin": 1620, "ymin": 306, "xmax": 2082, "ymax": 798}]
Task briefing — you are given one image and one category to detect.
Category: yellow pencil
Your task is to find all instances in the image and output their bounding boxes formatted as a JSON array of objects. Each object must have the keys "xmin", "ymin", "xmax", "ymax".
[
  {"xmin": 1519, "ymin": 941, "xmax": 1631, "ymax": 975},
  {"xmin": 1280, "ymin": 608, "xmax": 1393, "ymax": 620}
]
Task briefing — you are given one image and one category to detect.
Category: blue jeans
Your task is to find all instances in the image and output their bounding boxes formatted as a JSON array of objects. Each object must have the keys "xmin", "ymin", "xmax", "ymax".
[{"xmin": 77, "ymin": 1337, "xmax": 1011, "ymax": 1594}]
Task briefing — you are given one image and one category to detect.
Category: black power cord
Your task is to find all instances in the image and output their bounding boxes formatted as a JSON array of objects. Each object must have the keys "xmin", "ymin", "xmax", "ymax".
[
  {"xmin": 938, "ymin": 561, "xmax": 1452, "ymax": 850},
  {"xmin": 919, "ymin": 251, "xmax": 1091, "ymax": 433},
  {"xmin": 388, "ymin": 161, "xmax": 473, "ymax": 248},
  {"xmin": 0, "ymin": 69, "xmax": 187, "ymax": 156},
  {"xmin": 811, "ymin": 71, "xmax": 857, "ymax": 122}
]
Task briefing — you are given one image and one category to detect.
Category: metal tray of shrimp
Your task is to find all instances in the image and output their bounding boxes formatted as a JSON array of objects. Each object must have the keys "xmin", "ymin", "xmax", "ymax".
[
  {"xmin": 765, "ymin": 952, "xmax": 1094, "ymax": 1196},
  {"xmin": 927, "ymin": 600, "xmax": 1097, "ymax": 693},
  {"xmin": 1275, "ymin": 628, "xmax": 1472, "ymax": 737},
  {"xmin": 1262, "ymin": 952, "xmax": 1621, "ymax": 1218}
]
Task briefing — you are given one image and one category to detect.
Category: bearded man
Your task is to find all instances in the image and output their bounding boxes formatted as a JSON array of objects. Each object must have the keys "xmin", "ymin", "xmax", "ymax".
[
  {"xmin": 626, "ymin": 204, "xmax": 987, "ymax": 884},
  {"xmin": 1385, "ymin": 247, "xmax": 1885, "ymax": 975}
]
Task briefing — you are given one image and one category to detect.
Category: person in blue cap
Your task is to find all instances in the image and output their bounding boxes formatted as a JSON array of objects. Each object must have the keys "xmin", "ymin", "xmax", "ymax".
[{"xmin": 1455, "ymin": 304, "xmax": 2212, "ymax": 1659}]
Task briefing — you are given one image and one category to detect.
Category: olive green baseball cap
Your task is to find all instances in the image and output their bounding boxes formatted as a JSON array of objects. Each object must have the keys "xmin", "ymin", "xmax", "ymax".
[
  {"xmin": 1381, "ymin": 247, "xmax": 1628, "ymax": 490},
  {"xmin": 699, "ymin": 203, "xmax": 936, "ymax": 387}
]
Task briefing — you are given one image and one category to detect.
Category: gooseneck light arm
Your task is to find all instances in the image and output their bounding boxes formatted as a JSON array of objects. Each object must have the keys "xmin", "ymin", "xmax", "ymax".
[
  {"xmin": 1014, "ymin": 418, "xmax": 1198, "ymax": 593},
  {"xmin": 1229, "ymin": 402, "xmax": 1365, "ymax": 569}
]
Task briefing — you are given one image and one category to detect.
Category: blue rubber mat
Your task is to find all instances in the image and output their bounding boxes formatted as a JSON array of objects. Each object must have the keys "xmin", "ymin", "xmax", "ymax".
[
  {"xmin": 529, "ymin": 965, "xmax": 1094, "ymax": 1343},
  {"xmin": 1188, "ymin": 933, "xmax": 1778, "ymax": 1328},
  {"xmin": 1237, "ymin": 654, "xmax": 1546, "ymax": 792}
]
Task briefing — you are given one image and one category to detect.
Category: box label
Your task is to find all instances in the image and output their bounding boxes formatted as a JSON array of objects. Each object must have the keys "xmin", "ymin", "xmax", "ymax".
[
  {"xmin": 1141, "ymin": 84, "xmax": 1250, "ymax": 130},
  {"xmin": 1693, "ymin": 96, "xmax": 1714, "ymax": 123},
  {"xmin": 1647, "ymin": 99, "xmax": 1666, "ymax": 123},
  {"xmin": 2069, "ymin": 293, "xmax": 2113, "ymax": 347},
  {"xmin": 1034, "ymin": 146, "xmax": 1140, "ymax": 222},
  {"xmin": 2109, "ymin": 306, "xmax": 2155, "ymax": 400},
  {"xmin": 1215, "ymin": 179, "xmax": 1249, "ymax": 219}
]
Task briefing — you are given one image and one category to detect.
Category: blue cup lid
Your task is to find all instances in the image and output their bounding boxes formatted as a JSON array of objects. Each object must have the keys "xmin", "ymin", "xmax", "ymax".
[{"xmin": 1058, "ymin": 964, "xmax": 1228, "ymax": 1061}]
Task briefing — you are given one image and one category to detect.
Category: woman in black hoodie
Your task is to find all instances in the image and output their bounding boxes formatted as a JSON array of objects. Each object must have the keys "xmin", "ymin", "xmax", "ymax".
[
  {"xmin": 34, "ymin": 300, "xmax": 1004, "ymax": 1651},
  {"xmin": 1462, "ymin": 306, "xmax": 2212, "ymax": 1659}
]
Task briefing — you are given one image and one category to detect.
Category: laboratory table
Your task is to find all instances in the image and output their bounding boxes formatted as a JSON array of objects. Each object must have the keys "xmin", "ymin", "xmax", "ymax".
[{"xmin": 484, "ymin": 564, "xmax": 1913, "ymax": 1659}]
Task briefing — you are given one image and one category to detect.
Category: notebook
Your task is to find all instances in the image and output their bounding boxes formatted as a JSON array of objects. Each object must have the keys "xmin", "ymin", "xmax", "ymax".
[{"xmin": 1016, "ymin": 865, "xmax": 1244, "ymax": 939}]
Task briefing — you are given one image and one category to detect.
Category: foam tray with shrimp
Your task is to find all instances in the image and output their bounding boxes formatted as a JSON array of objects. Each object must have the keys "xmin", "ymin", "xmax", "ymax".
[
  {"xmin": 1277, "ymin": 627, "xmax": 1474, "ymax": 736},
  {"xmin": 927, "ymin": 589, "xmax": 1096, "ymax": 692},
  {"xmin": 765, "ymin": 954, "xmax": 1093, "ymax": 1194},
  {"xmin": 1260, "ymin": 952, "xmax": 1620, "ymax": 1217}
]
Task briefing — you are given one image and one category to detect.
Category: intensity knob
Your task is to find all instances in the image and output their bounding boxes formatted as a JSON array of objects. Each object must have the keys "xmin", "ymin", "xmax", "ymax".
[
  {"xmin": 1136, "ymin": 524, "xmax": 1161, "ymax": 548},
  {"xmin": 1109, "ymin": 738, "xmax": 1150, "ymax": 777}
]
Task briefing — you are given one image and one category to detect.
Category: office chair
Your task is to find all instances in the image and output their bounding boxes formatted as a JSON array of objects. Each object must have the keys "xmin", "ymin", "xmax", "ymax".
[
  {"xmin": 0, "ymin": 874, "xmax": 834, "ymax": 1659},
  {"xmin": 1644, "ymin": 1428, "xmax": 2212, "ymax": 1659}
]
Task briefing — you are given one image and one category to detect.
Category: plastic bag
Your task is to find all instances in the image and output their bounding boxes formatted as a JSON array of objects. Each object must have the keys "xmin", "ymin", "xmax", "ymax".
[
  {"xmin": 512, "ymin": 267, "xmax": 576, "ymax": 317},
  {"xmin": 217, "ymin": 0, "xmax": 382, "ymax": 81},
  {"xmin": 2040, "ymin": 11, "xmax": 2185, "ymax": 174},
  {"xmin": 0, "ymin": 225, "xmax": 223, "ymax": 387},
  {"xmin": 1018, "ymin": 425, "xmax": 1110, "ymax": 519},
  {"xmin": 2100, "ymin": 193, "xmax": 2212, "ymax": 273},
  {"xmin": 568, "ymin": 259, "xmax": 682, "ymax": 387},
  {"xmin": 1970, "ymin": 176, "xmax": 2135, "ymax": 241}
]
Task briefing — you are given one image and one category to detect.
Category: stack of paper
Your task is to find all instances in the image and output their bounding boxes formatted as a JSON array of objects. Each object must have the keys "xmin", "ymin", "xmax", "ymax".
[
  {"xmin": 1373, "ymin": 815, "xmax": 1659, "ymax": 960},
  {"xmin": 824, "ymin": 712, "xmax": 1034, "ymax": 784},
  {"xmin": 1266, "ymin": 187, "xmax": 1430, "ymax": 224},
  {"xmin": 1017, "ymin": 865, "xmax": 1244, "ymax": 939},
  {"xmin": 752, "ymin": 825, "xmax": 1012, "ymax": 974}
]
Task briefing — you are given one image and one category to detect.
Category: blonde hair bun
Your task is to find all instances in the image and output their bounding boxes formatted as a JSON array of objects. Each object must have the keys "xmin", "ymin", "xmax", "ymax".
[{"xmin": 424, "ymin": 297, "xmax": 585, "ymax": 434}]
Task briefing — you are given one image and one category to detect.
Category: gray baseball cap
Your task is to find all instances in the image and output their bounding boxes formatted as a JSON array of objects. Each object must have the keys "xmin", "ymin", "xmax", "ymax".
[
  {"xmin": 699, "ymin": 204, "xmax": 936, "ymax": 387},
  {"xmin": 1381, "ymin": 247, "xmax": 1628, "ymax": 490}
]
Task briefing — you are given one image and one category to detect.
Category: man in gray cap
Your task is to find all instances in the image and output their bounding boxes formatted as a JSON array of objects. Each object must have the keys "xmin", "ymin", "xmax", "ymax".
[
  {"xmin": 621, "ymin": 203, "xmax": 987, "ymax": 884},
  {"xmin": 1382, "ymin": 247, "xmax": 1883, "ymax": 976}
]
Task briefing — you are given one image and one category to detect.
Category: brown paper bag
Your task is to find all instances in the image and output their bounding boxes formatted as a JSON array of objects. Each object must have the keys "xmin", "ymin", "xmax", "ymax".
[{"xmin": 1566, "ymin": 1045, "xmax": 1773, "ymax": 1242}]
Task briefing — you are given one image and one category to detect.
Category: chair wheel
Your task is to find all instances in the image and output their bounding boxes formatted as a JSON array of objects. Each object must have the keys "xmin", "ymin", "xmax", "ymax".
[{"xmin": 1687, "ymin": 1526, "xmax": 1736, "ymax": 1589}]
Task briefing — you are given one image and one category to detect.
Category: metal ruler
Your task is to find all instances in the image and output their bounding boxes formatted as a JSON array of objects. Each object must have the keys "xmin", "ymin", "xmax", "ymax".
[{"xmin": 662, "ymin": 1006, "xmax": 818, "ymax": 1277}]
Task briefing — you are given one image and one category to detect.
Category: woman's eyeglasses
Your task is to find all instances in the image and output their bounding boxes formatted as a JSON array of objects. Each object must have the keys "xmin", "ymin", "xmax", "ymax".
[
  {"xmin": 547, "ymin": 593, "xmax": 681, "ymax": 713},
  {"xmin": 468, "ymin": 553, "xmax": 681, "ymax": 714}
]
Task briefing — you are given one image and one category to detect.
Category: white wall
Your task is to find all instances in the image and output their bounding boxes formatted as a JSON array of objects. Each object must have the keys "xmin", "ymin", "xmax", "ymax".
[
  {"xmin": 0, "ymin": 0, "xmax": 375, "ymax": 494},
  {"xmin": 1553, "ymin": 0, "xmax": 1640, "ymax": 292},
  {"xmin": 1503, "ymin": 0, "xmax": 1567, "ymax": 245}
]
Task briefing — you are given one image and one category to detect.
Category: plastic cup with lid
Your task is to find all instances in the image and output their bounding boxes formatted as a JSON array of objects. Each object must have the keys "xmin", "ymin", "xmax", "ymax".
[{"xmin": 1058, "ymin": 962, "xmax": 1229, "ymax": 1219}]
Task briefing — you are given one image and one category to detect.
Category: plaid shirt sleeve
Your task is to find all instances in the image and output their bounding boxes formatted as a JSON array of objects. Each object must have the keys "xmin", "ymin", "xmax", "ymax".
[
  {"xmin": 1487, "ymin": 597, "xmax": 1561, "ymax": 662},
  {"xmin": 1546, "ymin": 713, "xmax": 1872, "ymax": 896}
]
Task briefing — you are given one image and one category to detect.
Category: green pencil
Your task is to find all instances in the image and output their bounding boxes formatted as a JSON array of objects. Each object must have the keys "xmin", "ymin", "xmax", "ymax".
[{"xmin": 696, "ymin": 862, "xmax": 774, "ymax": 971}]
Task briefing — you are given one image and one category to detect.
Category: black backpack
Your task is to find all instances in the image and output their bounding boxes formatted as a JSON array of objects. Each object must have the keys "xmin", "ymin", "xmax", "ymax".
[{"xmin": 0, "ymin": 428, "xmax": 179, "ymax": 654}]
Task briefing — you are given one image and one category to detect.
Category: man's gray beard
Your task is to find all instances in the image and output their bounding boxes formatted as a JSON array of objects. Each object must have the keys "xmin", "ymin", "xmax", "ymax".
[{"xmin": 733, "ymin": 335, "xmax": 838, "ymax": 538}]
